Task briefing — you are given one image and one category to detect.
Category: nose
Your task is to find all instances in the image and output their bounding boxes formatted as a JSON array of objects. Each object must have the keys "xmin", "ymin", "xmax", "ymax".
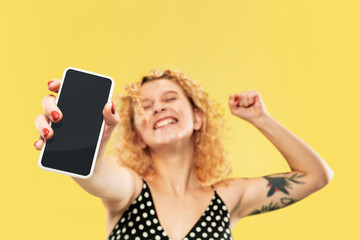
[{"xmin": 153, "ymin": 103, "xmax": 166, "ymax": 114}]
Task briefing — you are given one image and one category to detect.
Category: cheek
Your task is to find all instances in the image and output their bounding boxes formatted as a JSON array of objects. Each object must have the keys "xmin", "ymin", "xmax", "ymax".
[
  {"xmin": 134, "ymin": 114, "xmax": 147, "ymax": 131},
  {"xmin": 181, "ymin": 110, "xmax": 195, "ymax": 128},
  {"xmin": 135, "ymin": 113, "xmax": 154, "ymax": 133}
]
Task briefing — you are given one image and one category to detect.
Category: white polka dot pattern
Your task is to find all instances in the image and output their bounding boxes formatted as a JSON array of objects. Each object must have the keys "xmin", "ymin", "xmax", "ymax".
[{"xmin": 108, "ymin": 179, "xmax": 232, "ymax": 240}]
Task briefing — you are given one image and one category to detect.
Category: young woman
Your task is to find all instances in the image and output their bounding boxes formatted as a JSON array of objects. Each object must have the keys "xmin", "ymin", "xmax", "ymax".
[{"xmin": 34, "ymin": 69, "xmax": 334, "ymax": 240}]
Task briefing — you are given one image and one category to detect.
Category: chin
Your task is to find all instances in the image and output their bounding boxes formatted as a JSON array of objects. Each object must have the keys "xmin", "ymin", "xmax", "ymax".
[
  {"xmin": 154, "ymin": 137, "xmax": 179, "ymax": 146},
  {"xmin": 152, "ymin": 132, "xmax": 192, "ymax": 147}
]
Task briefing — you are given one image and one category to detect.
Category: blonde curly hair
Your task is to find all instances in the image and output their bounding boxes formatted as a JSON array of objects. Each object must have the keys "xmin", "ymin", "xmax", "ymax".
[{"xmin": 109, "ymin": 69, "xmax": 232, "ymax": 185}]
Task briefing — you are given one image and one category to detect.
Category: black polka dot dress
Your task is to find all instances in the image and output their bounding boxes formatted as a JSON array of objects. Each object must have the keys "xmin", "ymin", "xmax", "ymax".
[{"xmin": 108, "ymin": 179, "xmax": 233, "ymax": 240}]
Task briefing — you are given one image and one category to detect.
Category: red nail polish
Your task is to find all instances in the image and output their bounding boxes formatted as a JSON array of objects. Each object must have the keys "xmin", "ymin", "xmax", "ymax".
[
  {"xmin": 234, "ymin": 96, "xmax": 239, "ymax": 101},
  {"xmin": 51, "ymin": 111, "xmax": 59, "ymax": 120},
  {"xmin": 48, "ymin": 80, "xmax": 54, "ymax": 86},
  {"xmin": 34, "ymin": 141, "xmax": 38, "ymax": 146},
  {"xmin": 43, "ymin": 128, "xmax": 49, "ymax": 137},
  {"xmin": 111, "ymin": 102, "xmax": 115, "ymax": 114}
]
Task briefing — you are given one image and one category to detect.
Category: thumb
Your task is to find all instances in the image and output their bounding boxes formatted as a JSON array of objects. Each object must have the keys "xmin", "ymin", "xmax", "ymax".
[
  {"xmin": 254, "ymin": 95, "xmax": 264, "ymax": 108},
  {"xmin": 103, "ymin": 101, "xmax": 120, "ymax": 127},
  {"xmin": 101, "ymin": 102, "xmax": 120, "ymax": 143},
  {"xmin": 95, "ymin": 102, "xmax": 120, "ymax": 160}
]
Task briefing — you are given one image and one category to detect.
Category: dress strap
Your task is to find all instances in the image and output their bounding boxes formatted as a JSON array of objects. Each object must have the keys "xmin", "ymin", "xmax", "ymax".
[
  {"xmin": 142, "ymin": 177, "xmax": 147, "ymax": 185},
  {"xmin": 210, "ymin": 185, "xmax": 216, "ymax": 192}
]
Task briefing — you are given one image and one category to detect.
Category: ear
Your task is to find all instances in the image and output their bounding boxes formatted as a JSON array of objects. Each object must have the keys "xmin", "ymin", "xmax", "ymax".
[
  {"xmin": 135, "ymin": 131, "xmax": 147, "ymax": 149},
  {"xmin": 193, "ymin": 108, "xmax": 203, "ymax": 131}
]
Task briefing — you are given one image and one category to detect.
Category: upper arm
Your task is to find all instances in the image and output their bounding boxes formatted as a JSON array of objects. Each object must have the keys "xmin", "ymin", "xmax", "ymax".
[{"xmin": 233, "ymin": 171, "xmax": 325, "ymax": 220}]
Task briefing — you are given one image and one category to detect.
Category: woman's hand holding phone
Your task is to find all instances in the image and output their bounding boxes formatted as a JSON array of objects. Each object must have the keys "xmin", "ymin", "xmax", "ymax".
[
  {"xmin": 34, "ymin": 78, "xmax": 120, "ymax": 173},
  {"xmin": 34, "ymin": 69, "xmax": 141, "ymax": 206}
]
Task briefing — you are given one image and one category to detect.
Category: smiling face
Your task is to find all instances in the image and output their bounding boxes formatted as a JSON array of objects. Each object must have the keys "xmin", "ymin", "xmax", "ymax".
[{"xmin": 133, "ymin": 79, "xmax": 203, "ymax": 149}]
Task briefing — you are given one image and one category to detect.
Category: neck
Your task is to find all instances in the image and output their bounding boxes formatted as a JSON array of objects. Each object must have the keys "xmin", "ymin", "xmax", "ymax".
[{"xmin": 148, "ymin": 137, "xmax": 203, "ymax": 196}]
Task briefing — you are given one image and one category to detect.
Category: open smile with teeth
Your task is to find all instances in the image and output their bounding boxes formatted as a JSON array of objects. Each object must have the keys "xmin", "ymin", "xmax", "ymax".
[{"xmin": 154, "ymin": 118, "xmax": 178, "ymax": 130}]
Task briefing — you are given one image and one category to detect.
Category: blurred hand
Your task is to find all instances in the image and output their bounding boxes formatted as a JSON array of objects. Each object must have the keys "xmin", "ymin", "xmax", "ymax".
[{"xmin": 228, "ymin": 90, "xmax": 268, "ymax": 124}]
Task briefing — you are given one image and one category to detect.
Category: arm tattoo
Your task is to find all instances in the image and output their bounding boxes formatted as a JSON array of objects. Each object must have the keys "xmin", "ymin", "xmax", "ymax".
[
  {"xmin": 249, "ymin": 197, "xmax": 297, "ymax": 216},
  {"xmin": 264, "ymin": 172, "xmax": 306, "ymax": 197}
]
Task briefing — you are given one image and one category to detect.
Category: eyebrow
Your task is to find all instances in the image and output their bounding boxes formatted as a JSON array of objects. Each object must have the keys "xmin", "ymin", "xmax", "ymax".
[{"xmin": 140, "ymin": 90, "xmax": 179, "ymax": 102}]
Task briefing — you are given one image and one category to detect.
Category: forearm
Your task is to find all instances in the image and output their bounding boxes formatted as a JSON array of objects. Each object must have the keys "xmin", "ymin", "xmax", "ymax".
[
  {"xmin": 71, "ymin": 155, "xmax": 112, "ymax": 197},
  {"xmin": 71, "ymin": 159, "xmax": 106, "ymax": 197},
  {"xmin": 251, "ymin": 113, "xmax": 334, "ymax": 185}
]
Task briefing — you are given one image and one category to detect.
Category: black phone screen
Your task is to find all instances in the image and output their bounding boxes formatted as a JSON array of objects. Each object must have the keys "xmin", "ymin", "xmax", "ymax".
[{"xmin": 39, "ymin": 68, "xmax": 114, "ymax": 178}]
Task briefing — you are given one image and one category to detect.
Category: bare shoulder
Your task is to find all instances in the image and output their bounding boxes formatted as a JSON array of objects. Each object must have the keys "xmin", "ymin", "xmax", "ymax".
[{"xmin": 212, "ymin": 177, "xmax": 247, "ymax": 217}]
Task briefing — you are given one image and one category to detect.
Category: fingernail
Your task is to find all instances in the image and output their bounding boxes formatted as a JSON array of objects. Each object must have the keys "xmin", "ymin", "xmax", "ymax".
[
  {"xmin": 111, "ymin": 102, "xmax": 115, "ymax": 114},
  {"xmin": 234, "ymin": 96, "xmax": 239, "ymax": 101},
  {"xmin": 34, "ymin": 141, "xmax": 38, "ymax": 146},
  {"xmin": 48, "ymin": 80, "xmax": 54, "ymax": 86},
  {"xmin": 51, "ymin": 111, "xmax": 59, "ymax": 121},
  {"xmin": 42, "ymin": 128, "xmax": 49, "ymax": 137}
]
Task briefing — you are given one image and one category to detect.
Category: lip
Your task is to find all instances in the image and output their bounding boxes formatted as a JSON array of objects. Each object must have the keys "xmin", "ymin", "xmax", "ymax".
[{"xmin": 153, "ymin": 116, "xmax": 178, "ymax": 130}]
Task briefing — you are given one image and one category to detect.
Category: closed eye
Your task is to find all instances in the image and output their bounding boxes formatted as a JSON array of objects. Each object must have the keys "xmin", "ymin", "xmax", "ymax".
[
  {"xmin": 142, "ymin": 97, "xmax": 176, "ymax": 110},
  {"xmin": 143, "ymin": 105, "xmax": 151, "ymax": 110}
]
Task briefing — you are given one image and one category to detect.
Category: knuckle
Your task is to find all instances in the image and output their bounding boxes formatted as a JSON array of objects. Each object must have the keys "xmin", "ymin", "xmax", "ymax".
[
  {"xmin": 35, "ymin": 114, "xmax": 42, "ymax": 121},
  {"xmin": 42, "ymin": 94, "xmax": 54, "ymax": 105},
  {"xmin": 42, "ymin": 94, "xmax": 58, "ymax": 112},
  {"xmin": 41, "ymin": 96, "xmax": 47, "ymax": 106},
  {"xmin": 35, "ymin": 114, "xmax": 45, "ymax": 126}
]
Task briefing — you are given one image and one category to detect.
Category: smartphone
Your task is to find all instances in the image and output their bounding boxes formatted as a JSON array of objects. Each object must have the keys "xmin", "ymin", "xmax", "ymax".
[{"xmin": 38, "ymin": 67, "xmax": 114, "ymax": 179}]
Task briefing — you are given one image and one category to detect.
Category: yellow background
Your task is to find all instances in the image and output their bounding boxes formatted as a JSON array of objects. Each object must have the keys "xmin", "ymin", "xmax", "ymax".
[{"xmin": 1, "ymin": 0, "xmax": 358, "ymax": 239}]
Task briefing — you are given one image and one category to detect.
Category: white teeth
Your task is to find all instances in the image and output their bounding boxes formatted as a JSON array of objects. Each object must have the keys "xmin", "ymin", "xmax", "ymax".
[{"xmin": 154, "ymin": 118, "xmax": 177, "ymax": 129}]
